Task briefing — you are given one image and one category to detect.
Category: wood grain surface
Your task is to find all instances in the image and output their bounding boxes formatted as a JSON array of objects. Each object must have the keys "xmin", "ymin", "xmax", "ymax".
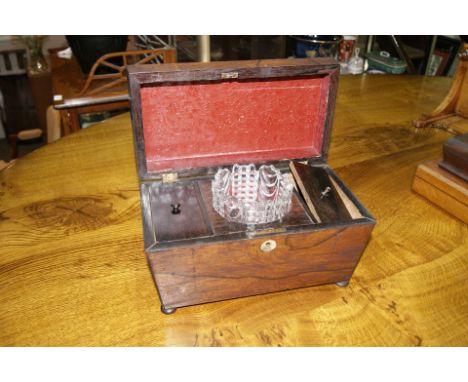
[
  {"xmin": 1, "ymin": 74, "xmax": 467, "ymax": 346},
  {"xmin": 412, "ymin": 159, "xmax": 468, "ymax": 223},
  {"xmin": 149, "ymin": 223, "xmax": 373, "ymax": 309}
]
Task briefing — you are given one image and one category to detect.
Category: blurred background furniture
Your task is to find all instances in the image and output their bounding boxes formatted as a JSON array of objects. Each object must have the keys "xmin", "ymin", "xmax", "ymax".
[
  {"xmin": 412, "ymin": 44, "xmax": 468, "ymax": 223},
  {"xmin": 65, "ymin": 35, "xmax": 129, "ymax": 75},
  {"xmin": 413, "ymin": 43, "xmax": 468, "ymax": 135},
  {"xmin": 412, "ymin": 133, "xmax": 468, "ymax": 224},
  {"xmin": 365, "ymin": 36, "xmax": 463, "ymax": 75},
  {"xmin": 0, "ymin": 47, "xmax": 48, "ymax": 159},
  {"xmin": 0, "ymin": 159, "xmax": 8, "ymax": 171},
  {"xmin": 2, "ymin": 35, "xmax": 466, "ymax": 162},
  {"xmin": 51, "ymin": 47, "xmax": 176, "ymax": 135}
]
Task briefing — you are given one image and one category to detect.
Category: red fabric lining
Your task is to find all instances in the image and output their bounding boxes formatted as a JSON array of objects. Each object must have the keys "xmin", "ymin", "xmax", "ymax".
[{"xmin": 141, "ymin": 76, "xmax": 329, "ymax": 173}]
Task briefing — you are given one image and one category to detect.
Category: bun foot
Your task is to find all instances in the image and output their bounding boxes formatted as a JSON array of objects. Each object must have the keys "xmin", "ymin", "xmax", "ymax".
[
  {"xmin": 161, "ymin": 305, "xmax": 177, "ymax": 315},
  {"xmin": 336, "ymin": 280, "xmax": 349, "ymax": 287}
]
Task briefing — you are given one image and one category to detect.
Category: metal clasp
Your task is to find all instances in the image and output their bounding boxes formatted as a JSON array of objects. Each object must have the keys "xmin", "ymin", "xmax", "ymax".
[
  {"xmin": 162, "ymin": 172, "xmax": 178, "ymax": 183},
  {"xmin": 221, "ymin": 72, "xmax": 239, "ymax": 79}
]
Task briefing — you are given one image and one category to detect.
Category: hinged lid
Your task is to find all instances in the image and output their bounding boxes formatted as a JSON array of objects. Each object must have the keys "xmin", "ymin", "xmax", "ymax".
[{"xmin": 127, "ymin": 58, "xmax": 340, "ymax": 181}]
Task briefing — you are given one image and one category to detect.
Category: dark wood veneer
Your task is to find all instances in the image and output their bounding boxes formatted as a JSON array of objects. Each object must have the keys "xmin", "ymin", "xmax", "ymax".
[
  {"xmin": 148, "ymin": 224, "xmax": 373, "ymax": 309},
  {"xmin": 439, "ymin": 133, "xmax": 468, "ymax": 181},
  {"xmin": 291, "ymin": 162, "xmax": 352, "ymax": 223}
]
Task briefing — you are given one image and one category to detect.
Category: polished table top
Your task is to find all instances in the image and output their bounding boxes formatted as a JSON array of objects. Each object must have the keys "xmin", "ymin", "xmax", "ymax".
[{"xmin": 1, "ymin": 74, "xmax": 467, "ymax": 346}]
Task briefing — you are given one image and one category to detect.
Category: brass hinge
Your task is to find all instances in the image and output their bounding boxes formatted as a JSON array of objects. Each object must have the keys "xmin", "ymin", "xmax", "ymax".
[
  {"xmin": 162, "ymin": 172, "xmax": 178, "ymax": 183},
  {"xmin": 221, "ymin": 71, "xmax": 238, "ymax": 79}
]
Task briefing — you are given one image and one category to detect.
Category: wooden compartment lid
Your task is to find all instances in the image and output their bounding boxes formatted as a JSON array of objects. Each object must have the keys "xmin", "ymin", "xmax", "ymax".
[{"xmin": 127, "ymin": 58, "xmax": 340, "ymax": 180}]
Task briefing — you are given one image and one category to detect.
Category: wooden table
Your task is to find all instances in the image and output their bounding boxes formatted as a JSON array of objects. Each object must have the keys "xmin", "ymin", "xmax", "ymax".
[{"xmin": 1, "ymin": 74, "xmax": 467, "ymax": 346}]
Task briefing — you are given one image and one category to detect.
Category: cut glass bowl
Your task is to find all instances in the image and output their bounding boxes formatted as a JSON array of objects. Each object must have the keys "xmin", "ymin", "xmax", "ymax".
[{"xmin": 211, "ymin": 163, "xmax": 293, "ymax": 225}]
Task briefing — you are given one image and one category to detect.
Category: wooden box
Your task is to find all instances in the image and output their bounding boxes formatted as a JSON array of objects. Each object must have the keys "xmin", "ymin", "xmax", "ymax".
[{"xmin": 127, "ymin": 58, "xmax": 375, "ymax": 314}]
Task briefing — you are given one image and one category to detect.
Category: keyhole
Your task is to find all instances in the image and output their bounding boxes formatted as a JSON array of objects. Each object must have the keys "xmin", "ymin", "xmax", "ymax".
[
  {"xmin": 260, "ymin": 239, "xmax": 277, "ymax": 252},
  {"xmin": 171, "ymin": 203, "xmax": 181, "ymax": 214}
]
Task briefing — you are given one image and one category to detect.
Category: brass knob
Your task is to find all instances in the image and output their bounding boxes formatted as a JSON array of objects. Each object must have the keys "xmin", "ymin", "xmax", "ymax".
[{"xmin": 260, "ymin": 239, "xmax": 277, "ymax": 252}]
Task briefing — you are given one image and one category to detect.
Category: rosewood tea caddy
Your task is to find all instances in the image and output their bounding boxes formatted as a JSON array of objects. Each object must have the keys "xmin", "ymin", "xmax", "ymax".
[{"xmin": 127, "ymin": 58, "xmax": 375, "ymax": 314}]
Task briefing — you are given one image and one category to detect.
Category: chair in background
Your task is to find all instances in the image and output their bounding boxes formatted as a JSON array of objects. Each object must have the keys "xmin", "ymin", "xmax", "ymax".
[
  {"xmin": 78, "ymin": 49, "xmax": 176, "ymax": 96},
  {"xmin": 52, "ymin": 47, "xmax": 176, "ymax": 135}
]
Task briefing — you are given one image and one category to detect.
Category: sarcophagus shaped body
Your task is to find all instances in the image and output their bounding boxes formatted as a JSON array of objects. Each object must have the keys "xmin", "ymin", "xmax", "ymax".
[{"xmin": 127, "ymin": 58, "xmax": 375, "ymax": 314}]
